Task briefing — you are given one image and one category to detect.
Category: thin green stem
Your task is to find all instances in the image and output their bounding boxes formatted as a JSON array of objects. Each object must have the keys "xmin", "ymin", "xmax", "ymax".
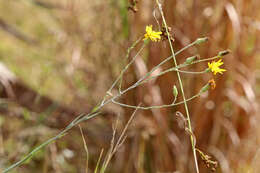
[
  {"xmin": 119, "ymin": 37, "xmax": 143, "ymax": 92},
  {"xmin": 155, "ymin": 1, "xmax": 199, "ymax": 173},
  {"xmin": 112, "ymin": 93, "xmax": 200, "ymax": 109},
  {"xmin": 102, "ymin": 37, "xmax": 143, "ymax": 105}
]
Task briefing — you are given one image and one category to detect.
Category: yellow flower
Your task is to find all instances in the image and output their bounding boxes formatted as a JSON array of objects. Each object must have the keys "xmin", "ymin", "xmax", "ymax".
[
  {"xmin": 144, "ymin": 25, "xmax": 162, "ymax": 42},
  {"xmin": 208, "ymin": 59, "xmax": 226, "ymax": 75}
]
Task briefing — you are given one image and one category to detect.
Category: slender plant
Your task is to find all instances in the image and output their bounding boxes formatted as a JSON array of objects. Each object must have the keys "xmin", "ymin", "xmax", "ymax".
[{"xmin": 3, "ymin": 1, "xmax": 229, "ymax": 172}]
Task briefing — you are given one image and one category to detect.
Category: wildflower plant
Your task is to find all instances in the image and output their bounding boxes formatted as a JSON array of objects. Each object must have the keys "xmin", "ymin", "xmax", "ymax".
[{"xmin": 3, "ymin": 1, "xmax": 230, "ymax": 173}]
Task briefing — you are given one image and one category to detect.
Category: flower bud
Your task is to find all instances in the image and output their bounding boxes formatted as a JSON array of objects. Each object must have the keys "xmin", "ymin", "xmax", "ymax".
[
  {"xmin": 185, "ymin": 55, "xmax": 198, "ymax": 64},
  {"xmin": 218, "ymin": 49, "xmax": 231, "ymax": 56},
  {"xmin": 173, "ymin": 85, "xmax": 178, "ymax": 97},
  {"xmin": 200, "ymin": 84, "xmax": 210, "ymax": 93},
  {"xmin": 195, "ymin": 37, "xmax": 208, "ymax": 45}
]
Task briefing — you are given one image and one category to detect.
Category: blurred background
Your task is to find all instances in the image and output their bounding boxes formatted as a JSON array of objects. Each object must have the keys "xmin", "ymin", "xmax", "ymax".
[{"xmin": 0, "ymin": 0, "xmax": 259, "ymax": 172}]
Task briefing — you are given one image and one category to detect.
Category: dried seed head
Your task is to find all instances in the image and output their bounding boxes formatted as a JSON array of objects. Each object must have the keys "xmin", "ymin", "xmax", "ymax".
[
  {"xmin": 196, "ymin": 149, "xmax": 218, "ymax": 172},
  {"xmin": 128, "ymin": 0, "xmax": 139, "ymax": 13},
  {"xmin": 161, "ymin": 26, "xmax": 174, "ymax": 42}
]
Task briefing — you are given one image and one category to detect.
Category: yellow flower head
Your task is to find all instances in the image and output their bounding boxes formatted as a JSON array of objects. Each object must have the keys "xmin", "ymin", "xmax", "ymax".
[
  {"xmin": 144, "ymin": 25, "xmax": 162, "ymax": 42},
  {"xmin": 208, "ymin": 59, "xmax": 226, "ymax": 75}
]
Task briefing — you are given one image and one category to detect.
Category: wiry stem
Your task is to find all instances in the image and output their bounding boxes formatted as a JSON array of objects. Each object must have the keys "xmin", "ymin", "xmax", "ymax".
[
  {"xmin": 155, "ymin": 1, "xmax": 199, "ymax": 173},
  {"xmin": 112, "ymin": 92, "xmax": 200, "ymax": 109}
]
